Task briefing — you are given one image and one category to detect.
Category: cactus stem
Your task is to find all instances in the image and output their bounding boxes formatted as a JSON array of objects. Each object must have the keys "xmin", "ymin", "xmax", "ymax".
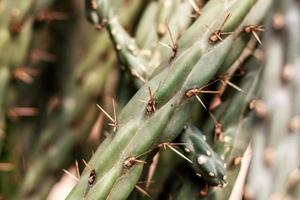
[{"xmin": 211, "ymin": 37, "xmax": 258, "ymax": 109}]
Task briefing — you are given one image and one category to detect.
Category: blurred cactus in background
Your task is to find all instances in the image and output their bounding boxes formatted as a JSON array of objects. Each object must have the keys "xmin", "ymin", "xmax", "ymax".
[{"xmin": 0, "ymin": 0, "xmax": 299, "ymax": 199}]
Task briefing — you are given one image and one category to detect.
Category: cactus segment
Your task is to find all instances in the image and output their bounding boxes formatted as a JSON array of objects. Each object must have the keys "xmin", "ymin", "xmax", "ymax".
[{"xmin": 181, "ymin": 125, "xmax": 227, "ymax": 187}]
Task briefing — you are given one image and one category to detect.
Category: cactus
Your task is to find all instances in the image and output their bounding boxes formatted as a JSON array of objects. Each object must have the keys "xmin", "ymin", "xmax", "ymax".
[
  {"xmin": 66, "ymin": 0, "xmax": 268, "ymax": 199},
  {"xmin": 244, "ymin": 0, "xmax": 300, "ymax": 199},
  {"xmin": 181, "ymin": 124, "xmax": 227, "ymax": 187},
  {"xmin": 1, "ymin": 0, "xmax": 299, "ymax": 199}
]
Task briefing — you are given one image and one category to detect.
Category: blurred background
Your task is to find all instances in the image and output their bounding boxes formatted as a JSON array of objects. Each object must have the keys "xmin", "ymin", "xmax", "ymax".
[{"xmin": 0, "ymin": 0, "xmax": 148, "ymax": 199}]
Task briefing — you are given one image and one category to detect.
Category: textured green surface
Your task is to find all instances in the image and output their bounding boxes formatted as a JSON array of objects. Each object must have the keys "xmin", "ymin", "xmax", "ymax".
[{"xmin": 1, "ymin": 0, "xmax": 299, "ymax": 199}]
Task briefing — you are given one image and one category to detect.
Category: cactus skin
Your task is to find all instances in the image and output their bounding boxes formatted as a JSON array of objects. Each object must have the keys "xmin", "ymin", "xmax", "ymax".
[
  {"xmin": 212, "ymin": 55, "xmax": 264, "ymax": 200},
  {"xmin": 65, "ymin": 1, "xmax": 266, "ymax": 199},
  {"xmin": 2, "ymin": 0, "xmax": 299, "ymax": 199},
  {"xmin": 160, "ymin": 0, "xmax": 269, "ymax": 144},
  {"xmin": 181, "ymin": 125, "xmax": 227, "ymax": 187},
  {"xmin": 66, "ymin": 37, "xmax": 233, "ymax": 199},
  {"xmin": 102, "ymin": 0, "xmax": 193, "ymax": 84},
  {"xmin": 245, "ymin": 0, "xmax": 300, "ymax": 199},
  {"xmin": 154, "ymin": 50, "xmax": 264, "ymax": 200},
  {"xmin": 175, "ymin": 48, "xmax": 263, "ymax": 199}
]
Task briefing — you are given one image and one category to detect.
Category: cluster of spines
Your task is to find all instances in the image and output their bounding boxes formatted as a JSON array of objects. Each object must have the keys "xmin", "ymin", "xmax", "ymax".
[{"xmin": 65, "ymin": 0, "xmax": 271, "ymax": 199}]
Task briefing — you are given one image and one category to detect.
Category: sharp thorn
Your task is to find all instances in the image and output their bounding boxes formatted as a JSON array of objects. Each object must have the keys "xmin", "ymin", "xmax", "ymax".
[
  {"xmin": 166, "ymin": 144, "xmax": 193, "ymax": 164},
  {"xmin": 75, "ymin": 160, "xmax": 80, "ymax": 179},
  {"xmin": 187, "ymin": 0, "xmax": 201, "ymax": 15},
  {"xmin": 225, "ymin": 80, "xmax": 246, "ymax": 94},
  {"xmin": 96, "ymin": 104, "xmax": 115, "ymax": 123},
  {"xmin": 252, "ymin": 31, "xmax": 263, "ymax": 46},
  {"xmin": 135, "ymin": 185, "xmax": 151, "ymax": 198},
  {"xmin": 159, "ymin": 41, "xmax": 172, "ymax": 49},
  {"xmin": 166, "ymin": 23, "xmax": 176, "ymax": 47},
  {"xmin": 82, "ymin": 159, "xmax": 93, "ymax": 172},
  {"xmin": 63, "ymin": 169, "xmax": 79, "ymax": 182},
  {"xmin": 195, "ymin": 95, "xmax": 207, "ymax": 110}
]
